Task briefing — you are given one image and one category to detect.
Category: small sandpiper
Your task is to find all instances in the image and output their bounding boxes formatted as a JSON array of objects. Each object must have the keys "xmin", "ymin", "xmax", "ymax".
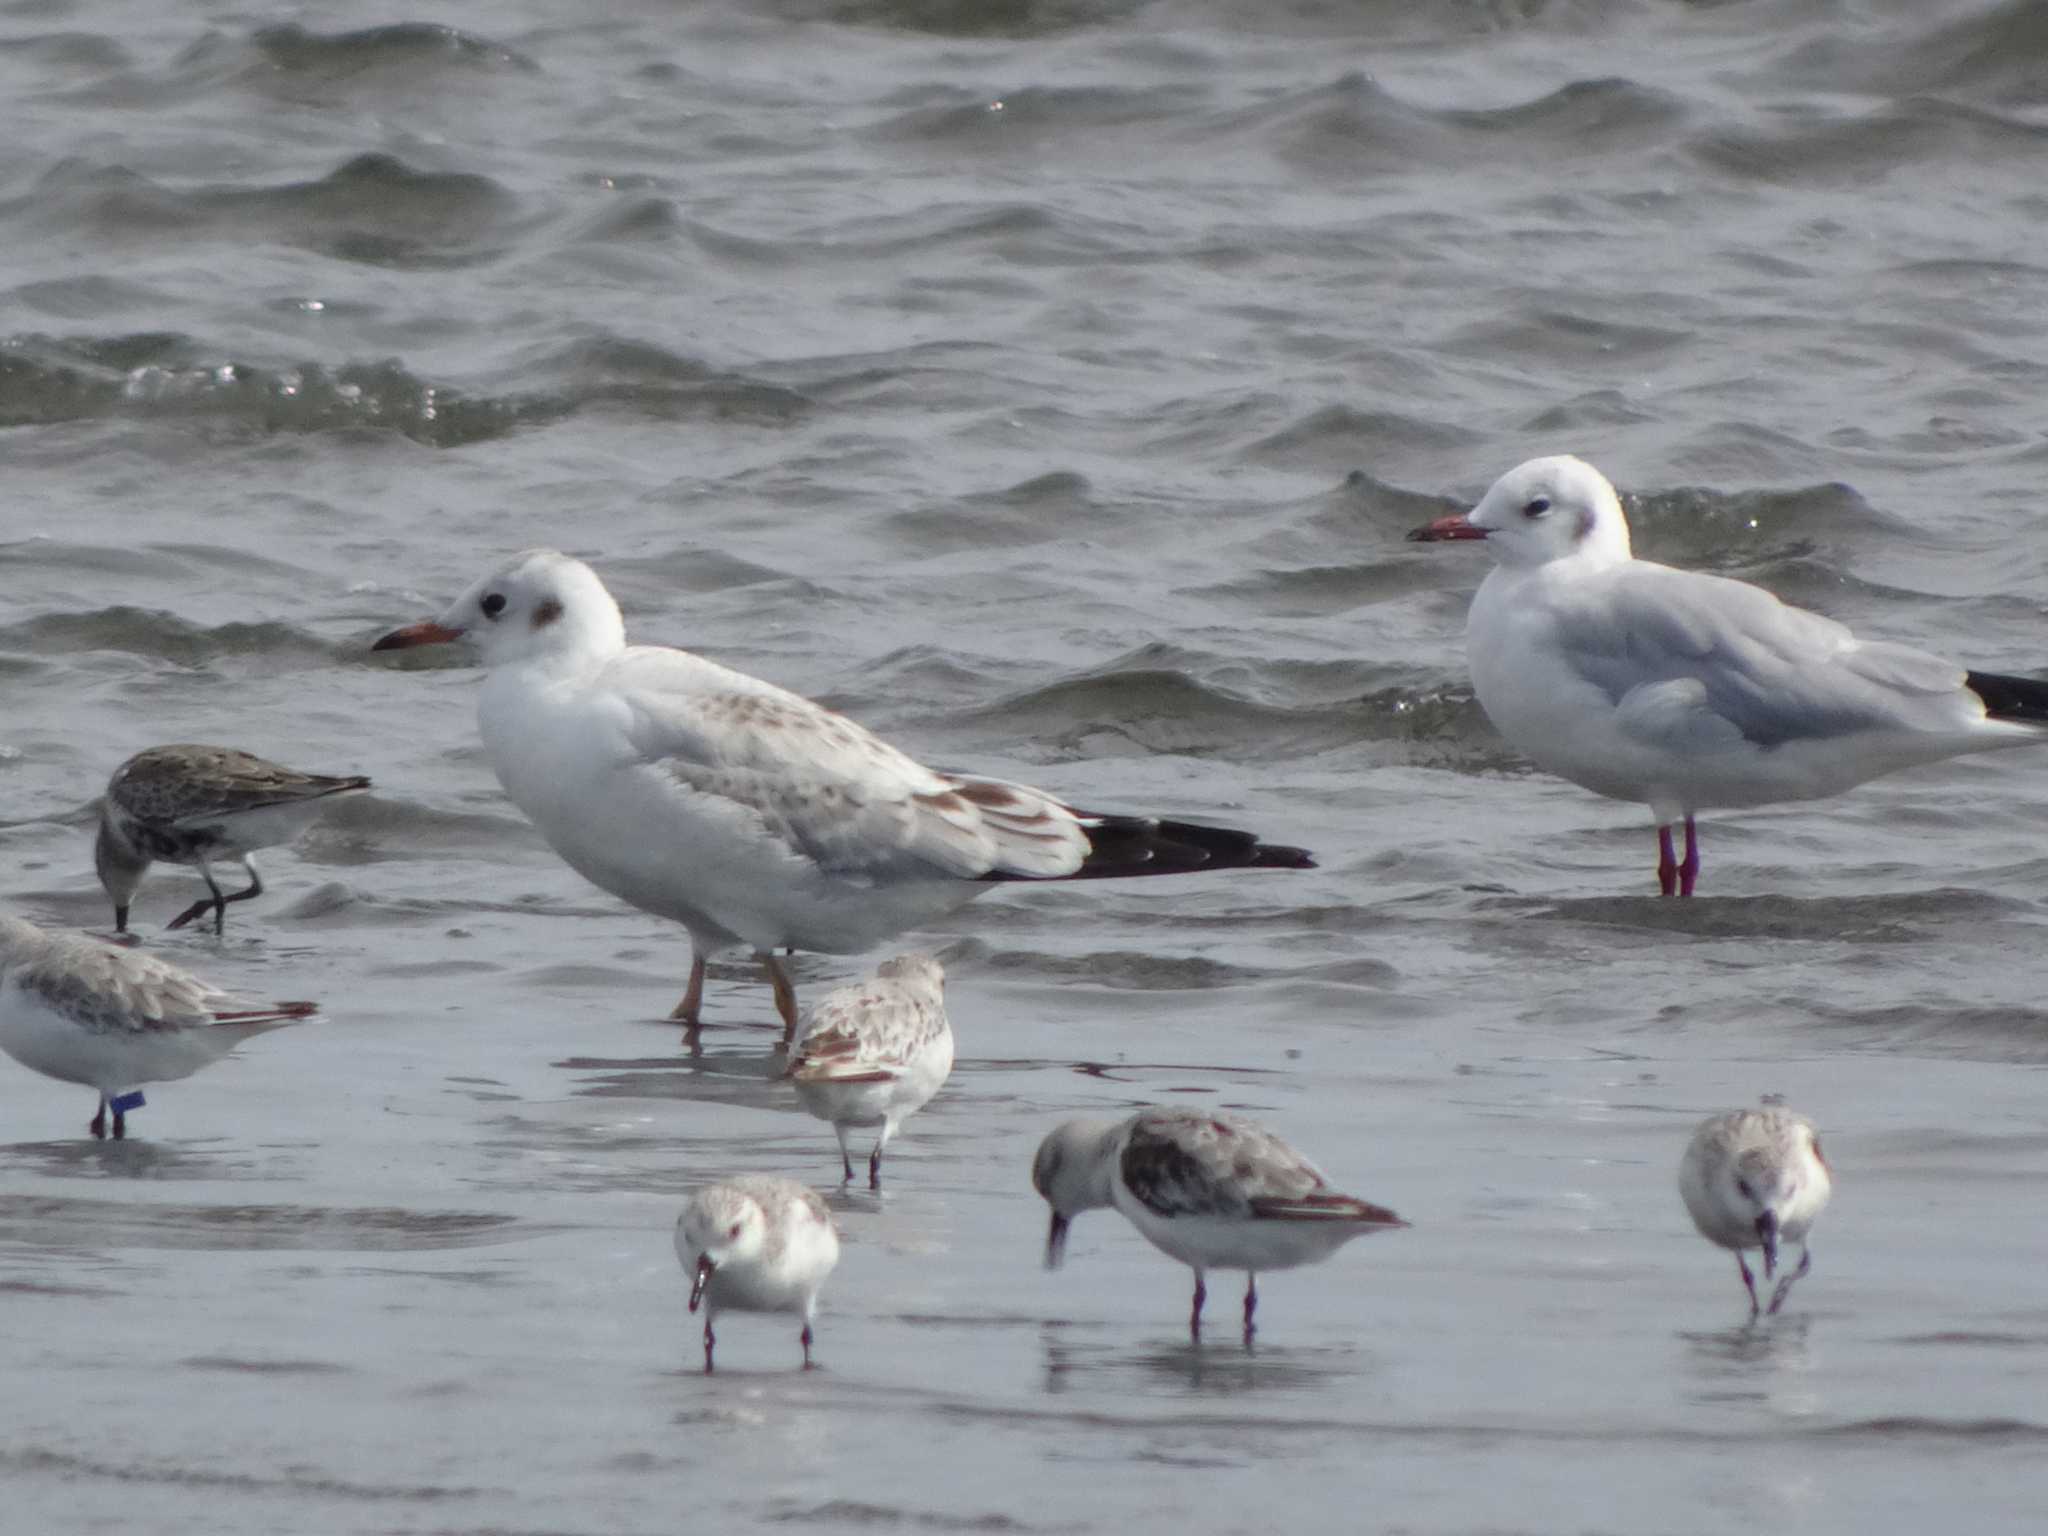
[
  {"xmin": 1679, "ymin": 1100, "xmax": 1832, "ymax": 1318},
  {"xmin": 0, "ymin": 914, "xmax": 318, "ymax": 1139},
  {"xmin": 95, "ymin": 744, "xmax": 370, "ymax": 933},
  {"xmin": 1032, "ymin": 1106, "xmax": 1407, "ymax": 1344},
  {"xmin": 787, "ymin": 953, "xmax": 952, "ymax": 1190},
  {"xmin": 675, "ymin": 1176, "xmax": 841, "ymax": 1372}
]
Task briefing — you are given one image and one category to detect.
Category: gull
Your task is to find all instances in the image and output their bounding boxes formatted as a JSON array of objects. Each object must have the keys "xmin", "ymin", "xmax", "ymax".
[
  {"xmin": 1031, "ymin": 1106, "xmax": 1406, "ymax": 1343},
  {"xmin": 372, "ymin": 550, "xmax": 1313, "ymax": 1031},
  {"xmin": 0, "ymin": 915, "xmax": 318, "ymax": 1139},
  {"xmin": 1678, "ymin": 1101, "xmax": 1832, "ymax": 1317},
  {"xmin": 95, "ymin": 744, "xmax": 370, "ymax": 933},
  {"xmin": 1409, "ymin": 455, "xmax": 2048, "ymax": 893},
  {"xmin": 787, "ymin": 952, "xmax": 952, "ymax": 1189},
  {"xmin": 674, "ymin": 1175, "xmax": 841, "ymax": 1371}
]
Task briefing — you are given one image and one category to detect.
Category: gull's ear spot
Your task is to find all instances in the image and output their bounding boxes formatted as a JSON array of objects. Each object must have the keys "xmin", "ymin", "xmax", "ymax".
[{"xmin": 533, "ymin": 598, "xmax": 563, "ymax": 630}]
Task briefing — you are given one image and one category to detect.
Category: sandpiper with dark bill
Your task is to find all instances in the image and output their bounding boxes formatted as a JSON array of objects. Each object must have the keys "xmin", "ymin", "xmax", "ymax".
[
  {"xmin": 373, "ymin": 550, "xmax": 1314, "ymax": 1035},
  {"xmin": 787, "ymin": 952, "xmax": 952, "ymax": 1189},
  {"xmin": 1679, "ymin": 1101, "xmax": 1832, "ymax": 1318},
  {"xmin": 675, "ymin": 1176, "xmax": 841, "ymax": 1372},
  {"xmin": 0, "ymin": 915, "xmax": 318, "ymax": 1140},
  {"xmin": 1033, "ymin": 1106, "xmax": 1407, "ymax": 1344},
  {"xmin": 96, "ymin": 744, "xmax": 371, "ymax": 934}
]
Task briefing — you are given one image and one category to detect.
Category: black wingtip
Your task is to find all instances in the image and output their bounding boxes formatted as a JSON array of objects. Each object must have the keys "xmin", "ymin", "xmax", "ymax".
[
  {"xmin": 1967, "ymin": 669, "xmax": 2048, "ymax": 724},
  {"xmin": 986, "ymin": 814, "xmax": 1316, "ymax": 883}
]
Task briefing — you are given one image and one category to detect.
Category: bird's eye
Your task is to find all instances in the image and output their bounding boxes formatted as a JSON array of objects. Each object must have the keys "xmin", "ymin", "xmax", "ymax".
[
  {"xmin": 1522, "ymin": 496, "xmax": 1552, "ymax": 519},
  {"xmin": 480, "ymin": 593, "xmax": 507, "ymax": 619},
  {"xmin": 1735, "ymin": 1177, "xmax": 1755, "ymax": 1201},
  {"xmin": 727, "ymin": 1221, "xmax": 742, "ymax": 1239}
]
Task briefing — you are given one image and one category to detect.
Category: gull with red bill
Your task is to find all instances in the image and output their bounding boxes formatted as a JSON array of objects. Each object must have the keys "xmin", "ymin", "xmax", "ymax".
[
  {"xmin": 372, "ymin": 550, "xmax": 1314, "ymax": 1033},
  {"xmin": 1409, "ymin": 454, "xmax": 2048, "ymax": 894}
]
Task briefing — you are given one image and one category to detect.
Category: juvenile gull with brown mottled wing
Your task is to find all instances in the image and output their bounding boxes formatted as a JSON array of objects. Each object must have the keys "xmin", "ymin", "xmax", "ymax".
[{"xmin": 373, "ymin": 550, "xmax": 1313, "ymax": 1033}]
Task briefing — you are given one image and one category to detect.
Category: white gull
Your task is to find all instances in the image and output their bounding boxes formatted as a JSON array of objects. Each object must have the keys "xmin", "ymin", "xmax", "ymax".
[
  {"xmin": 1678, "ymin": 1100, "xmax": 1832, "ymax": 1317},
  {"xmin": 1409, "ymin": 455, "xmax": 2048, "ymax": 893},
  {"xmin": 1032, "ymin": 1106, "xmax": 1406, "ymax": 1343},
  {"xmin": 675, "ymin": 1175, "xmax": 841, "ymax": 1371},
  {"xmin": 787, "ymin": 951, "xmax": 952, "ymax": 1189},
  {"xmin": 0, "ymin": 915, "xmax": 317, "ymax": 1139},
  {"xmin": 373, "ymin": 550, "xmax": 1312, "ymax": 1032}
]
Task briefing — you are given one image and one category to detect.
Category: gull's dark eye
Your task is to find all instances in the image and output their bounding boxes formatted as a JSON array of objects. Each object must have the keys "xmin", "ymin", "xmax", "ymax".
[
  {"xmin": 480, "ymin": 593, "xmax": 507, "ymax": 619},
  {"xmin": 1522, "ymin": 496, "xmax": 1552, "ymax": 519},
  {"xmin": 727, "ymin": 1221, "xmax": 742, "ymax": 1239},
  {"xmin": 1735, "ymin": 1177, "xmax": 1756, "ymax": 1202}
]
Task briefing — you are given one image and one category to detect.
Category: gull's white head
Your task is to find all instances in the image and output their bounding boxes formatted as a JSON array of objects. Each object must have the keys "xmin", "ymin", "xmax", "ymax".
[
  {"xmin": 372, "ymin": 549, "xmax": 626, "ymax": 668},
  {"xmin": 1030, "ymin": 1118, "xmax": 1123, "ymax": 1270},
  {"xmin": 675, "ymin": 1186, "xmax": 769, "ymax": 1312},
  {"xmin": 1410, "ymin": 455, "xmax": 1634, "ymax": 569}
]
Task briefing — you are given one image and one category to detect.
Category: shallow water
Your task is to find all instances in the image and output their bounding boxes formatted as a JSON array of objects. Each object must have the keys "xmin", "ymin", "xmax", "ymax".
[{"xmin": 5, "ymin": 0, "xmax": 2048, "ymax": 1531}]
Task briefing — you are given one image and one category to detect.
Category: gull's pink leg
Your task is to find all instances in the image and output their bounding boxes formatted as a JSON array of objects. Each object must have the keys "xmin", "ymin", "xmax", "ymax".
[
  {"xmin": 801, "ymin": 1322, "xmax": 816, "ymax": 1369},
  {"xmin": 1242, "ymin": 1274, "xmax": 1258, "ymax": 1345},
  {"xmin": 702, "ymin": 1315, "xmax": 716, "ymax": 1373},
  {"xmin": 89, "ymin": 1096, "xmax": 107, "ymax": 1140},
  {"xmin": 669, "ymin": 954, "xmax": 706, "ymax": 1026},
  {"xmin": 1189, "ymin": 1272, "xmax": 1207, "ymax": 1342},
  {"xmin": 1657, "ymin": 826, "xmax": 1679, "ymax": 897},
  {"xmin": 764, "ymin": 953, "xmax": 799, "ymax": 1043},
  {"xmin": 1679, "ymin": 816, "xmax": 1700, "ymax": 897}
]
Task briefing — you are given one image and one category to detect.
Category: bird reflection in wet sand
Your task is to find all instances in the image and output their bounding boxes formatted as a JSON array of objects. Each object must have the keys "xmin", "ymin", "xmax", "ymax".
[{"xmin": 1033, "ymin": 1107, "xmax": 1406, "ymax": 1344}]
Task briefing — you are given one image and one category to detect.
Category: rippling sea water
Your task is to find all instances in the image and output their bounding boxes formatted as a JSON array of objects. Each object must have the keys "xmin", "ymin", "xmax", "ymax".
[{"xmin": 5, "ymin": 1, "xmax": 2048, "ymax": 1531}]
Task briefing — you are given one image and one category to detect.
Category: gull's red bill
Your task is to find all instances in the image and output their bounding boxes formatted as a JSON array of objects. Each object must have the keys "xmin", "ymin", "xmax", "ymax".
[
  {"xmin": 1406, "ymin": 514, "xmax": 1487, "ymax": 542},
  {"xmin": 371, "ymin": 620, "xmax": 465, "ymax": 651}
]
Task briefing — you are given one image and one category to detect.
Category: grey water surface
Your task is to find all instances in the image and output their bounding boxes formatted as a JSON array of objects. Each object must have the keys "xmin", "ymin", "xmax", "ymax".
[{"xmin": 4, "ymin": 1, "xmax": 2048, "ymax": 1532}]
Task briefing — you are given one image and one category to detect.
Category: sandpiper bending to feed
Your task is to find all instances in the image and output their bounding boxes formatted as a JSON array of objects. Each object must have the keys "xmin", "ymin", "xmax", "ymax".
[
  {"xmin": 1678, "ymin": 1101, "xmax": 1832, "ymax": 1317},
  {"xmin": 374, "ymin": 550, "xmax": 1313, "ymax": 1034},
  {"xmin": 1410, "ymin": 455, "xmax": 2048, "ymax": 894},
  {"xmin": 675, "ymin": 1176, "xmax": 841, "ymax": 1372},
  {"xmin": 788, "ymin": 952, "xmax": 952, "ymax": 1190},
  {"xmin": 96, "ymin": 744, "xmax": 370, "ymax": 933},
  {"xmin": 1033, "ymin": 1107, "xmax": 1406, "ymax": 1343},
  {"xmin": 0, "ymin": 915, "xmax": 317, "ymax": 1139}
]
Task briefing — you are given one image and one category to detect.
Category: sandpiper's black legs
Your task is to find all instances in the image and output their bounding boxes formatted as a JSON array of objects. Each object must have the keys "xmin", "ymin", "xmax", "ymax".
[
  {"xmin": 1767, "ymin": 1246, "xmax": 1813, "ymax": 1315},
  {"xmin": 167, "ymin": 859, "xmax": 263, "ymax": 934},
  {"xmin": 1737, "ymin": 1253, "xmax": 1760, "ymax": 1317},
  {"xmin": 88, "ymin": 1095, "xmax": 127, "ymax": 1141}
]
